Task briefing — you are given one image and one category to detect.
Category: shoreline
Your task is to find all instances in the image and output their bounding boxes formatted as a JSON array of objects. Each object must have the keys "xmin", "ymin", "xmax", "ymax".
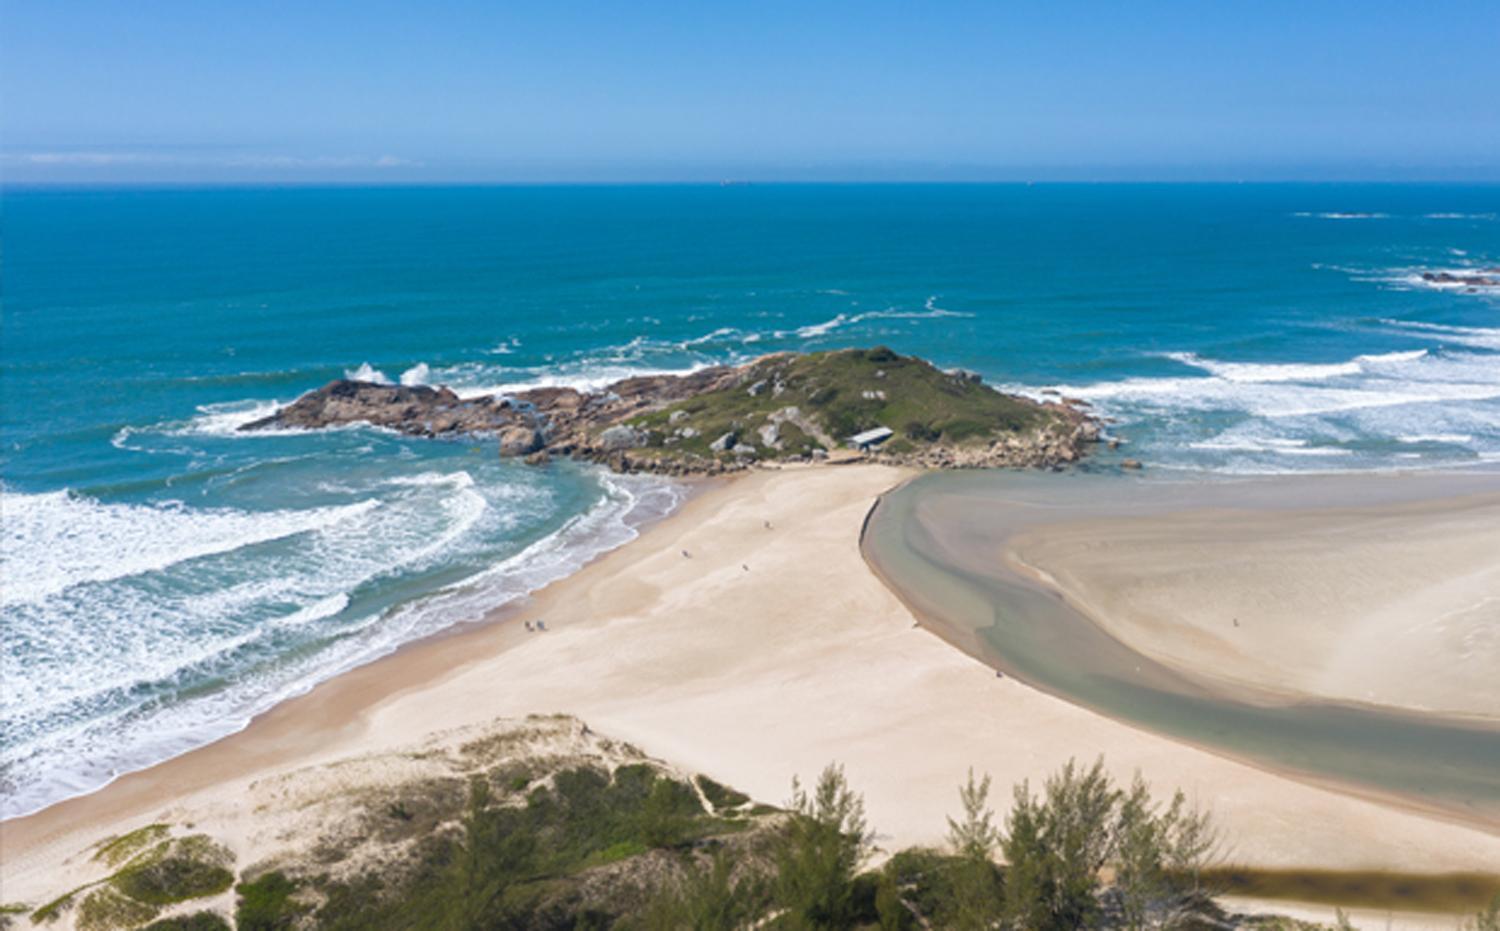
[
  {"xmin": 0, "ymin": 466, "xmax": 706, "ymax": 824},
  {"xmin": 7, "ymin": 464, "xmax": 1500, "ymax": 919},
  {"xmin": 0, "ymin": 468, "xmax": 730, "ymax": 850}
]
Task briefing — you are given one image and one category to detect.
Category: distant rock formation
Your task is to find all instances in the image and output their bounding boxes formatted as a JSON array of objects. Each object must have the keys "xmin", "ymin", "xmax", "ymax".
[
  {"xmin": 1421, "ymin": 268, "xmax": 1500, "ymax": 288},
  {"xmin": 242, "ymin": 348, "xmax": 1103, "ymax": 475}
]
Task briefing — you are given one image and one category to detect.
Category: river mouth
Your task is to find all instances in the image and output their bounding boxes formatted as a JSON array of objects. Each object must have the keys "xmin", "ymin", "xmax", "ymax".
[{"xmin": 861, "ymin": 468, "xmax": 1500, "ymax": 830}]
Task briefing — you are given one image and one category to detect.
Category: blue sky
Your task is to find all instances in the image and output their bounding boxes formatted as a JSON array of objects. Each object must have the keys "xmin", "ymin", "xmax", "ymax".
[{"xmin": 3, "ymin": 0, "xmax": 1498, "ymax": 183}]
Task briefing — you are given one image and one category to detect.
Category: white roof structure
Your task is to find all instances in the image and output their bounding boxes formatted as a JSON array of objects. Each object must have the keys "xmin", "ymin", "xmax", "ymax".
[{"xmin": 847, "ymin": 426, "xmax": 894, "ymax": 447}]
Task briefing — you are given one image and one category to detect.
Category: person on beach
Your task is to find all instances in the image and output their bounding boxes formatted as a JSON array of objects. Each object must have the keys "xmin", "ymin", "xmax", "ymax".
[{"xmin": 524, "ymin": 620, "xmax": 533, "ymax": 632}]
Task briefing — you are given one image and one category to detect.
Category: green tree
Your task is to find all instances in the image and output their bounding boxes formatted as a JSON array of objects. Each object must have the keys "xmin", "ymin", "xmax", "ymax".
[
  {"xmin": 1001, "ymin": 758, "xmax": 1119, "ymax": 930},
  {"xmin": 772, "ymin": 763, "xmax": 875, "ymax": 929},
  {"xmin": 640, "ymin": 776, "xmax": 692, "ymax": 848},
  {"xmin": 640, "ymin": 849, "xmax": 768, "ymax": 930},
  {"xmin": 945, "ymin": 769, "xmax": 1002, "ymax": 930},
  {"xmin": 1000, "ymin": 779, "xmax": 1052, "ymax": 931},
  {"xmin": 1114, "ymin": 775, "xmax": 1218, "ymax": 930},
  {"xmin": 434, "ymin": 777, "xmax": 538, "ymax": 929},
  {"xmin": 873, "ymin": 870, "xmax": 911, "ymax": 931},
  {"xmin": 1114, "ymin": 775, "xmax": 1167, "ymax": 930}
]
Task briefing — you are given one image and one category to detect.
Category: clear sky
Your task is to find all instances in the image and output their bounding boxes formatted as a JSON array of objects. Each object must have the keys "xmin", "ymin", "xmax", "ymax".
[{"xmin": 3, "ymin": 0, "xmax": 1498, "ymax": 183}]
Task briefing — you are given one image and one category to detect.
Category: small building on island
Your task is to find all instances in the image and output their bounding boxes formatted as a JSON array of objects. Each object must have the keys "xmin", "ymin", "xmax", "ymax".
[{"xmin": 847, "ymin": 426, "xmax": 894, "ymax": 452}]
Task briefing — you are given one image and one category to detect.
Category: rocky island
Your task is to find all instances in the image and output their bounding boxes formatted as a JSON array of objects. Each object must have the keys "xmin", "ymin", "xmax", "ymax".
[
  {"xmin": 242, "ymin": 347, "xmax": 1101, "ymax": 474},
  {"xmin": 1420, "ymin": 267, "xmax": 1500, "ymax": 289}
]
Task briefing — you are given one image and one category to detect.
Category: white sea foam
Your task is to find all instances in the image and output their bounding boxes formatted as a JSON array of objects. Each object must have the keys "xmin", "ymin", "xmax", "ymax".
[
  {"xmin": 1293, "ymin": 212, "xmax": 1390, "ymax": 220},
  {"xmin": 1396, "ymin": 434, "xmax": 1473, "ymax": 444},
  {"xmin": 1, "ymin": 467, "xmax": 685, "ymax": 820},
  {"xmin": 784, "ymin": 298, "xmax": 974, "ymax": 340},
  {"xmin": 267, "ymin": 593, "xmax": 351, "ymax": 630},
  {"xmin": 345, "ymin": 362, "xmax": 392, "ymax": 383},
  {"xmin": 399, "ymin": 362, "xmax": 431, "ymax": 386},
  {"xmin": 1379, "ymin": 319, "xmax": 1500, "ymax": 350},
  {"xmin": 679, "ymin": 327, "xmax": 742, "ymax": 347},
  {"xmin": 447, "ymin": 363, "xmax": 717, "ymax": 399},
  {"xmin": 1163, "ymin": 349, "xmax": 1426, "ymax": 384},
  {"xmin": 0, "ymin": 490, "xmax": 378, "ymax": 607},
  {"xmin": 794, "ymin": 314, "xmax": 850, "ymax": 338},
  {"xmin": 178, "ymin": 399, "xmax": 287, "ymax": 436},
  {"xmin": 1010, "ymin": 342, "xmax": 1500, "ymax": 472}
]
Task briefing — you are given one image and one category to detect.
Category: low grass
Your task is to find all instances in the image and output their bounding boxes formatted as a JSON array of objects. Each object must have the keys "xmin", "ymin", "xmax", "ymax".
[
  {"xmin": 32, "ymin": 833, "xmax": 235, "ymax": 928},
  {"xmin": 695, "ymin": 774, "xmax": 751, "ymax": 811},
  {"xmin": 111, "ymin": 836, "xmax": 235, "ymax": 907},
  {"xmin": 76, "ymin": 886, "xmax": 158, "ymax": 931},
  {"xmin": 92, "ymin": 824, "xmax": 171, "ymax": 868},
  {"xmin": 0, "ymin": 903, "xmax": 30, "ymax": 931},
  {"xmin": 30, "ymin": 888, "xmax": 82, "ymax": 924},
  {"xmin": 623, "ymin": 347, "xmax": 1055, "ymax": 464}
]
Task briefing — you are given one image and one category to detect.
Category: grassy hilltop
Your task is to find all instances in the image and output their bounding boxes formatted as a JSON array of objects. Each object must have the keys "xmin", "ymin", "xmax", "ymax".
[{"xmin": 602, "ymin": 347, "xmax": 1090, "ymax": 470}]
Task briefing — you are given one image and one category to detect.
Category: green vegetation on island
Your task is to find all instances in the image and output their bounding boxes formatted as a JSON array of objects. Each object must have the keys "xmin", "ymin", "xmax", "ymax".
[{"xmin": 610, "ymin": 347, "xmax": 1096, "ymax": 472}]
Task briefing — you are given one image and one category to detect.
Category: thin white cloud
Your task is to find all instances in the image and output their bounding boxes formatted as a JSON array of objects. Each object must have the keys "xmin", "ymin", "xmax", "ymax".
[
  {"xmin": 3, "ymin": 151, "xmax": 419, "ymax": 169},
  {"xmin": 17, "ymin": 152, "xmax": 173, "ymax": 166}
]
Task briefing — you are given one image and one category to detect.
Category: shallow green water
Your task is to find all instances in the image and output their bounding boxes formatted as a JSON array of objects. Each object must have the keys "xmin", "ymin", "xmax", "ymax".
[{"xmin": 863, "ymin": 470, "xmax": 1500, "ymax": 826}]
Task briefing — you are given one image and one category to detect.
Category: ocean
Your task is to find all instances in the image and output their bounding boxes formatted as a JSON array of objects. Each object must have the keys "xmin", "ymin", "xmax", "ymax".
[{"xmin": 3, "ymin": 183, "xmax": 1498, "ymax": 818}]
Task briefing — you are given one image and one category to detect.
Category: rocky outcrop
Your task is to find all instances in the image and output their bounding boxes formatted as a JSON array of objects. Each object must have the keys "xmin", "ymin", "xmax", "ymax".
[
  {"xmin": 1421, "ymin": 268, "xmax": 1500, "ymax": 288},
  {"xmin": 240, "ymin": 380, "xmax": 520, "ymax": 437},
  {"xmin": 242, "ymin": 350, "xmax": 1105, "ymax": 476}
]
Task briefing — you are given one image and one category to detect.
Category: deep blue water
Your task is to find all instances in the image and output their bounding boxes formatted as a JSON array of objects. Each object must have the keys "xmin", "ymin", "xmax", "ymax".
[{"xmin": 3, "ymin": 184, "xmax": 1498, "ymax": 817}]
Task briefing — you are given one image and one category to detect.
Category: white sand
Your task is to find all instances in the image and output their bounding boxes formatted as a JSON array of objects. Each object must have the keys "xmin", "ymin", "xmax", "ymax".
[{"xmin": 6, "ymin": 465, "xmax": 1499, "ymax": 915}]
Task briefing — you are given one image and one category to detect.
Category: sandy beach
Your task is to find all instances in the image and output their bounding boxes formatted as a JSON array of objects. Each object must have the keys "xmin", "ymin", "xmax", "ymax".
[
  {"xmin": 1010, "ymin": 490, "xmax": 1500, "ymax": 718},
  {"xmin": 5, "ymin": 464, "xmax": 1500, "ymax": 918}
]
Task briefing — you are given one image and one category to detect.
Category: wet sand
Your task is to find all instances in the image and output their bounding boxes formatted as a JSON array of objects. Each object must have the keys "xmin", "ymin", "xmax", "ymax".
[{"xmin": 863, "ymin": 468, "xmax": 1500, "ymax": 827}]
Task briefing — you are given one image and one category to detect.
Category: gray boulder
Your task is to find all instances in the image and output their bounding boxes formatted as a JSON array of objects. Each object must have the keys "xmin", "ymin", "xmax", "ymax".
[
  {"xmin": 599, "ymin": 425, "xmax": 647, "ymax": 451},
  {"xmin": 498, "ymin": 425, "xmax": 544, "ymax": 457},
  {"xmin": 709, "ymin": 431, "xmax": 738, "ymax": 453}
]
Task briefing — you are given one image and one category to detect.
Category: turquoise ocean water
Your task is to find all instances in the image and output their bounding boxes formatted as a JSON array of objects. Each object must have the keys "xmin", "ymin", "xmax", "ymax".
[{"xmin": 3, "ymin": 184, "xmax": 1498, "ymax": 817}]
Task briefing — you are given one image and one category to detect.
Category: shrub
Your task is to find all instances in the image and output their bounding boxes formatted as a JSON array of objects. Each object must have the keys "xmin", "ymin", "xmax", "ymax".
[
  {"xmin": 113, "ymin": 850, "xmax": 234, "ymax": 906},
  {"xmin": 772, "ymin": 763, "xmax": 875, "ymax": 928},
  {"xmin": 235, "ymin": 872, "xmax": 307, "ymax": 931},
  {"xmin": 77, "ymin": 886, "xmax": 157, "ymax": 931},
  {"xmin": 639, "ymin": 849, "xmax": 769, "ymax": 930},
  {"xmin": 696, "ymin": 775, "xmax": 751, "ymax": 811},
  {"xmin": 1001, "ymin": 758, "xmax": 1218, "ymax": 931}
]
